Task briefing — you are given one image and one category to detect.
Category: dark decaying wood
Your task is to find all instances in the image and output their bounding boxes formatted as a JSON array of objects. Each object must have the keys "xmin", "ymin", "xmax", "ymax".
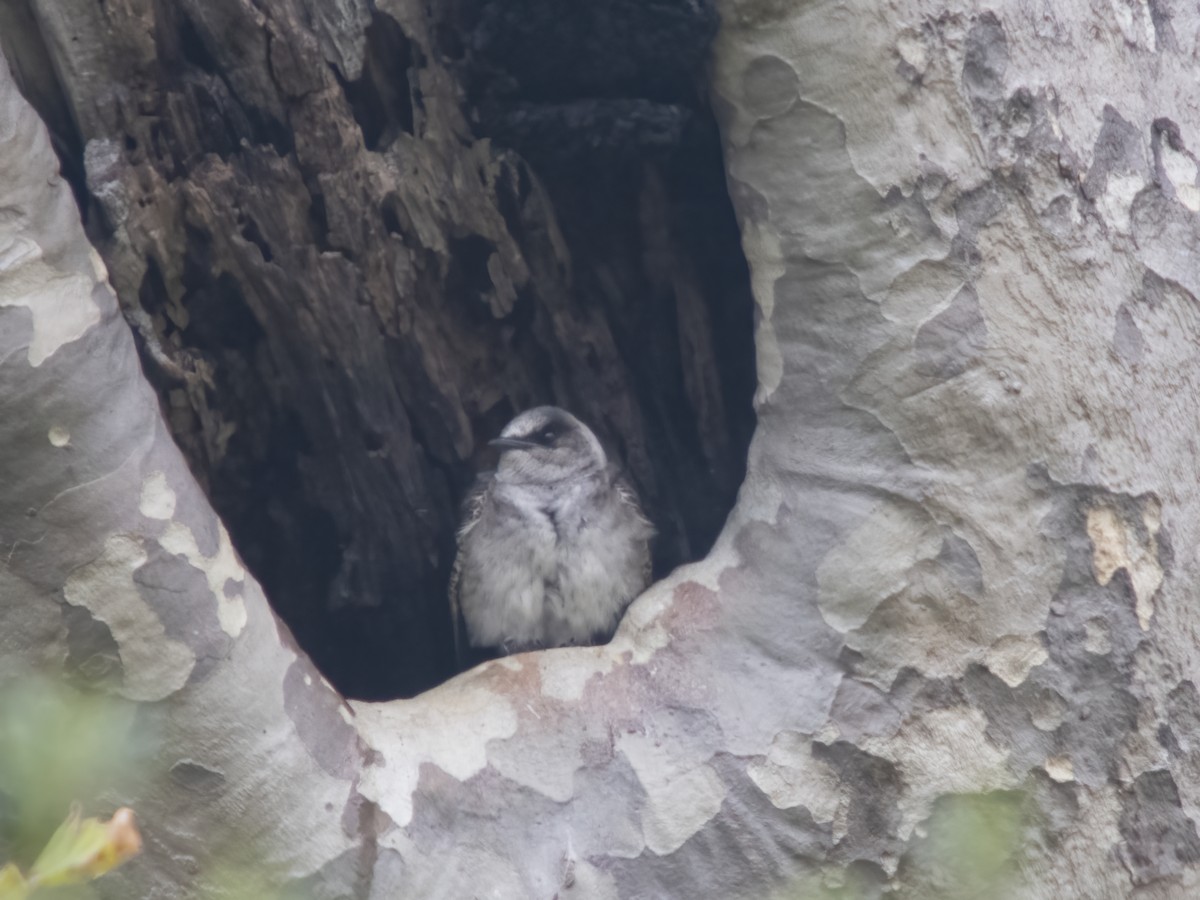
[{"xmin": 3, "ymin": 0, "xmax": 755, "ymax": 697}]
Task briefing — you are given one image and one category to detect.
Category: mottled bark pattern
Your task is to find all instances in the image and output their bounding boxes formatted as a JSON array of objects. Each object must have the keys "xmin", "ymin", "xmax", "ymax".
[
  {"xmin": 6, "ymin": 1, "xmax": 1200, "ymax": 898},
  {"xmin": 2, "ymin": 0, "xmax": 753, "ymax": 698},
  {"xmin": 714, "ymin": 0, "xmax": 1200, "ymax": 895}
]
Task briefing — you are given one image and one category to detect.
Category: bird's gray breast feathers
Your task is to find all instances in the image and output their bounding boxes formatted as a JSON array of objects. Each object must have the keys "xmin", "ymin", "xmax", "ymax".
[{"xmin": 450, "ymin": 467, "xmax": 652, "ymax": 655}]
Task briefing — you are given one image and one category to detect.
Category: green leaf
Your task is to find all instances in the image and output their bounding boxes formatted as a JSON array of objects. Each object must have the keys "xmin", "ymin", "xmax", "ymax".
[
  {"xmin": 27, "ymin": 806, "xmax": 141, "ymax": 888},
  {"xmin": 0, "ymin": 862, "xmax": 31, "ymax": 900}
]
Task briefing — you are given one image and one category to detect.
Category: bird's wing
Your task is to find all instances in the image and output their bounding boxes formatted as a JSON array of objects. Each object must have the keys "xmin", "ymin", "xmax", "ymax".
[
  {"xmin": 449, "ymin": 474, "xmax": 492, "ymax": 665},
  {"xmin": 612, "ymin": 468, "xmax": 655, "ymax": 588}
]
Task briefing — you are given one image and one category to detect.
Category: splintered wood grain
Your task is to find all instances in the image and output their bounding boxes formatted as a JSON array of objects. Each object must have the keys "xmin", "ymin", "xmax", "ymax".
[{"xmin": 15, "ymin": 0, "xmax": 754, "ymax": 697}]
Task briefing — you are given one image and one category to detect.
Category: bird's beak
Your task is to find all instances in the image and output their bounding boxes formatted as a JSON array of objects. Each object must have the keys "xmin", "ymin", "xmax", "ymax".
[{"xmin": 489, "ymin": 437, "xmax": 539, "ymax": 452}]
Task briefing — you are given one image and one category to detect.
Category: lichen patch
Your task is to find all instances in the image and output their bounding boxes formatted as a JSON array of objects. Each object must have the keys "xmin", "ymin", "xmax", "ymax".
[
  {"xmin": 984, "ymin": 633, "xmax": 1047, "ymax": 687},
  {"xmin": 63, "ymin": 534, "xmax": 195, "ymax": 701},
  {"xmin": 618, "ymin": 730, "xmax": 727, "ymax": 855},
  {"xmin": 351, "ymin": 685, "xmax": 519, "ymax": 828},
  {"xmin": 641, "ymin": 763, "xmax": 725, "ymax": 855},
  {"xmin": 1083, "ymin": 617, "xmax": 1112, "ymax": 655},
  {"xmin": 1030, "ymin": 690, "xmax": 1068, "ymax": 732},
  {"xmin": 747, "ymin": 731, "xmax": 843, "ymax": 828},
  {"xmin": 863, "ymin": 707, "xmax": 1011, "ymax": 838},
  {"xmin": 751, "ymin": 223, "xmax": 787, "ymax": 405},
  {"xmin": 896, "ymin": 29, "xmax": 928, "ymax": 75},
  {"xmin": 1045, "ymin": 756, "xmax": 1074, "ymax": 782},
  {"xmin": 1161, "ymin": 142, "xmax": 1200, "ymax": 212},
  {"xmin": 1098, "ymin": 173, "xmax": 1144, "ymax": 233},
  {"xmin": 139, "ymin": 472, "xmax": 177, "ymax": 521},
  {"xmin": 159, "ymin": 521, "xmax": 248, "ymax": 637},
  {"xmin": 1085, "ymin": 504, "xmax": 1162, "ymax": 630},
  {"xmin": 610, "ymin": 579, "xmax": 676, "ymax": 664},
  {"xmin": 537, "ymin": 647, "xmax": 615, "ymax": 703},
  {"xmin": 0, "ymin": 253, "xmax": 101, "ymax": 366},
  {"xmin": 817, "ymin": 502, "xmax": 942, "ymax": 633},
  {"xmin": 1087, "ymin": 507, "xmax": 1124, "ymax": 583}
]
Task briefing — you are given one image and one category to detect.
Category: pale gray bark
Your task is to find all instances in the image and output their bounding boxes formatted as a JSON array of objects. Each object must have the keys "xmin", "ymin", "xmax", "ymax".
[{"xmin": 4, "ymin": 1, "xmax": 1200, "ymax": 898}]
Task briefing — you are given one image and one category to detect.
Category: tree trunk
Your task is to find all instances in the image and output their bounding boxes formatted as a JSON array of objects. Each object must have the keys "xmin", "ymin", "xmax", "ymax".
[
  {"xmin": 0, "ymin": 0, "xmax": 756, "ymax": 699},
  {"xmin": 4, "ymin": 0, "xmax": 1200, "ymax": 898}
]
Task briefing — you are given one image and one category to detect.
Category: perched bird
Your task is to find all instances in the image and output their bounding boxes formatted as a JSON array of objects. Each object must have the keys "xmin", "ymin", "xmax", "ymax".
[{"xmin": 449, "ymin": 406, "xmax": 654, "ymax": 659}]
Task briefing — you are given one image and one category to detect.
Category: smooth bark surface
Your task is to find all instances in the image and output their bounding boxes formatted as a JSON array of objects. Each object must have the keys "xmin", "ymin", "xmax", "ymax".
[
  {"xmin": 5, "ymin": 0, "xmax": 1200, "ymax": 898},
  {"xmin": 712, "ymin": 0, "xmax": 1200, "ymax": 895}
]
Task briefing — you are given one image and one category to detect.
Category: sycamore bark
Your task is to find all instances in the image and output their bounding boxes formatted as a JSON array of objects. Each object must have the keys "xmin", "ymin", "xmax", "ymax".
[{"xmin": 4, "ymin": 1, "xmax": 1200, "ymax": 897}]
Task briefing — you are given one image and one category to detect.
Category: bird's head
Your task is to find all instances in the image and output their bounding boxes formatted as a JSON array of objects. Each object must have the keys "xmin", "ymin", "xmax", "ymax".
[{"xmin": 490, "ymin": 406, "xmax": 608, "ymax": 484}]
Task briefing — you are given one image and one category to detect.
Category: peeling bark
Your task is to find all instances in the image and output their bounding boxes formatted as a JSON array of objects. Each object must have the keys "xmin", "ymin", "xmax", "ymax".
[{"xmin": 5, "ymin": 0, "xmax": 1200, "ymax": 898}]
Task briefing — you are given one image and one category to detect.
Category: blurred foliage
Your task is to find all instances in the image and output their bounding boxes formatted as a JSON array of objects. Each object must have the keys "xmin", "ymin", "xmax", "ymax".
[
  {"xmin": 0, "ymin": 675, "xmax": 310, "ymax": 899},
  {"xmin": 0, "ymin": 676, "xmax": 154, "ymax": 899},
  {"xmin": 0, "ymin": 806, "xmax": 141, "ymax": 899},
  {"xmin": 199, "ymin": 863, "xmax": 294, "ymax": 900},
  {"xmin": 902, "ymin": 790, "xmax": 1025, "ymax": 899},
  {"xmin": 776, "ymin": 790, "xmax": 1028, "ymax": 900},
  {"xmin": 0, "ymin": 676, "xmax": 151, "ymax": 866},
  {"xmin": 776, "ymin": 866, "xmax": 883, "ymax": 900}
]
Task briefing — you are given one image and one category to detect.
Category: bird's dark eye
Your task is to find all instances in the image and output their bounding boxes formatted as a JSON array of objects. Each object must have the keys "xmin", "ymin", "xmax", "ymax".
[{"xmin": 519, "ymin": 421, "xmax": 564, "ymax": 447}]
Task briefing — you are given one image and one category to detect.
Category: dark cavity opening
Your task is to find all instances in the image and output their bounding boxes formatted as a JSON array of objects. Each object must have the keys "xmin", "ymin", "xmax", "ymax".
[
  {"xmin": 341, "ymin": 11, "xmax": 415, "ymax": 151},
  {"xmin": 445, "ymin": 235, "xmax": 498, "ymax": 318},
  {"xmin": 178, "ymin": 14, "xmax": 219, "ymax": 75},
  {"xmin": 19, "ymin": 0, "xmax": 755, "ymax": 701}
]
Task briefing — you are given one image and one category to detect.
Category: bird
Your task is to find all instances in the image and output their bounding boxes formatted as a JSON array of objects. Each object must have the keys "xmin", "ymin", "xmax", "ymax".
[{"xmin": 449, "ymin": 406, "xmax": 654, "ymax": 660}]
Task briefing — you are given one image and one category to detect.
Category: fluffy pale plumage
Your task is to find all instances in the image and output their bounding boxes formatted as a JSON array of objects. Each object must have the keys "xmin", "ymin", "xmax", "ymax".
[{"xmin": 450, "ymin": 407, "xmax": 653, "ymax": 658}]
